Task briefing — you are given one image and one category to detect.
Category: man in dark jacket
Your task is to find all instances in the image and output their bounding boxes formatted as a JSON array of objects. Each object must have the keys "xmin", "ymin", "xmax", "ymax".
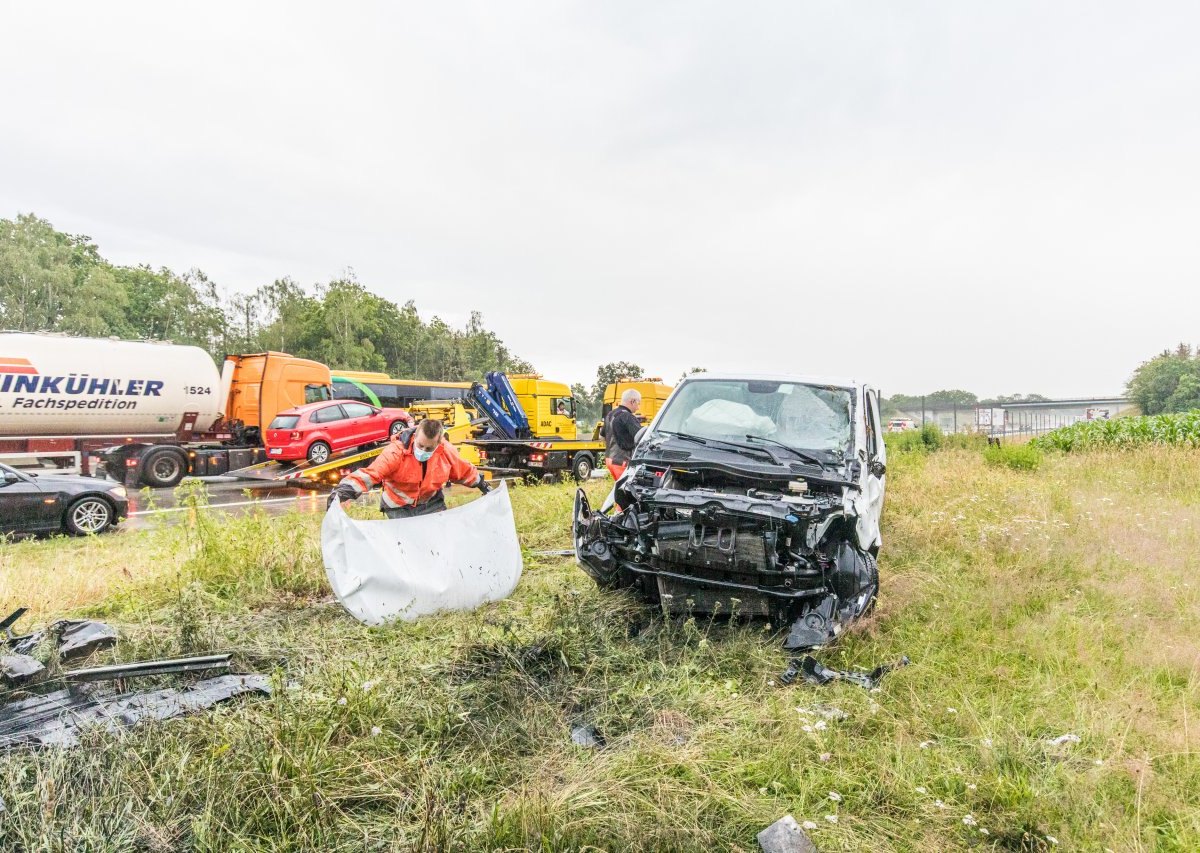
[{"xmin": 601, "ymin": 388, "xmax": 642, "ymax": 480}]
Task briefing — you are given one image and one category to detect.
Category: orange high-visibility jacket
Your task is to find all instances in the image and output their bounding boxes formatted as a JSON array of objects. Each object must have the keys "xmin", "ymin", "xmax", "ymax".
[{"xmin": 342, "ymin": 434, "xmax": 480, "ymax": 509}]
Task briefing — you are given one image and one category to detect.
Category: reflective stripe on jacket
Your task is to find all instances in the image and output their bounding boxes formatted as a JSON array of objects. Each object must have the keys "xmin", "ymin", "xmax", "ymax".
[{"xmin": 340, "ymin": 434, "xmax": 479, "ymax": 508}]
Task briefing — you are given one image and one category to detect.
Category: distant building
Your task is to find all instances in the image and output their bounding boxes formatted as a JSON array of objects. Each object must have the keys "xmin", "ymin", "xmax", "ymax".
[
  {"xmin": 894, "ymin": 397, "xmax": 1137, "ymax": 435},
  {"xmin": 983, "ymin": 397, "xmax": 1137, "ymax": 435}
]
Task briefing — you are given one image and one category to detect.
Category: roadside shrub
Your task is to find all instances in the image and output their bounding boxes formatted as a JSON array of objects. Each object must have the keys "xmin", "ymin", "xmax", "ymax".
[
  {"xmin": 941, "ymin": 431, "xmax": 988, "ymax": 451},
  {"xmin": 1031, "ymin": 411, "xmax": 1200, "ymax": 453},
  {"xmin": 984, "ymin": 442, "xmax": 1042, "ymax": 471},
  {"xmin": 885, "ymin": 424, "xmax": 944, "ymax": 454}
]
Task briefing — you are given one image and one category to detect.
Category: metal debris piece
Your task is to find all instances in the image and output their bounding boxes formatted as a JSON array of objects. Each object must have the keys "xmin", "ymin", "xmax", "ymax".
[
  {"xmin": 0, "ymin": 654, "xmax": 45, "ymax": 686},
  {"xmin": 793, "ymin": 705, "xmax": 848, "ymax": 722},
  {"xmin": 781, "ymin": 654, "xmax": 910, "ymax": 689},
  {"xmin": 757, "ymin": 815, "xmax": 819, "ymax": 853},
  {"xmin": 2, "ymin": 607, "xmax": 41, "ymax": 654},
  {"xmin": 533, "ymin": 549, "xmax": 574, "ymax": 557},
  {"xmin": 1, "ymin": 607, "xmax": 29, "ymax": 638},
  {"xmin": 570, "ymin": 723, "xmax": 605, "ymax": 749},
  {"xmin": 0, "ymin": 674, "xmax": 271, "ymax": 750},
  {"xmin": 54, "ymin": 620, "xmax": 118, "ymax": 661},
  {"xmin": 63, "ymin": 654, "xmax": 232, "ymax": 683},
  {"xmin": 1045, "ymin": 733, "xmax": 1080, "ymax": 746}
]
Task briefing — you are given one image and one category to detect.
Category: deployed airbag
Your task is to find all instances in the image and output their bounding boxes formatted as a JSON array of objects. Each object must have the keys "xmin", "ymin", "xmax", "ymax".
[{"xmin": 321, "ymin": 481, "xmax": 523, "ymax": 625}]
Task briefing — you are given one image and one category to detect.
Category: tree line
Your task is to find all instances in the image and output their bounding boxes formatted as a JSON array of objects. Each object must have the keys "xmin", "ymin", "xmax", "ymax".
[{"xmin": 0, "ymin": 213, "xmax": 533, "ymax": 381}]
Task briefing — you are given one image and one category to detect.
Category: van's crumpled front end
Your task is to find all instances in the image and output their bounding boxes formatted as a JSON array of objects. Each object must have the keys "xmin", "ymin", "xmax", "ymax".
[
  {"xmin": 572, "ymin": 375, "xmax": 887, "ymax": 650},
  {"xmin": 574, "ymin": 467, "xmax": 877, "ymax": 649}
]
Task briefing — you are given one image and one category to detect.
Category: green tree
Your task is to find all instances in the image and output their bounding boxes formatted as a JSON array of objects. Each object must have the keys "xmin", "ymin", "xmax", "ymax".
[
  {"xmin": 1127, "ymin": 345, "xmax": 1200, "ymax": 414},
  {"xmin": 0, "ymin": 214, "xmax": 129, "ymax": 336},
  {"xmin": 591, "ymin": 361, "xmax": 645, "ymax": 402}
]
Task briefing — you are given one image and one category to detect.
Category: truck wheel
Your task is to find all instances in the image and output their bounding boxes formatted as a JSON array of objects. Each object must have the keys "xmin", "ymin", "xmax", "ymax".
[
  {"xmin": 64, "ymin": 497, "xmax": 114, "ymax": 536},
  {"xmin": 142, "ymin": 448, "xmax": 187, "ymax": 488},
  {"xmin": 307, "ymin": 441, "xmax": 331, "ymax": 464},
  {"xmin": 571, "ymin": 452, "xmax": 595, "ymax": 482}
]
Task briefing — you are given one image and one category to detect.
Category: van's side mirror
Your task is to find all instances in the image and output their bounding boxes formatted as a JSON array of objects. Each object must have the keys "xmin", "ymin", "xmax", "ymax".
[
  {"xmin": 2, "ymin": 471, "xmax": 20, "ymax": 485},
  {"xmin": 635, "ymin": 427, "xmax": 648, "ymax": 443}
]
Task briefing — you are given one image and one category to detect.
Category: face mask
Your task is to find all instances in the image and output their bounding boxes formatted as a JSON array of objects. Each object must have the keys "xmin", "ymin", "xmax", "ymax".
[{"xmin": 413, "ymin": 446, "xmax": 434, "ymax": 462}]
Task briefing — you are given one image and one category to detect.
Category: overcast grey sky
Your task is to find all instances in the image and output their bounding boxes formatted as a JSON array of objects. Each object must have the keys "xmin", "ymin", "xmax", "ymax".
[{"xmin": 2, "ymin": 1, "xmax": 1197, "ymax": 396}]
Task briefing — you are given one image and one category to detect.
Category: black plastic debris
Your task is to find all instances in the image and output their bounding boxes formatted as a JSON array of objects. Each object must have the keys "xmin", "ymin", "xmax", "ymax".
[
  {"xmin": 2, "ymin": 607, "xmax": 40, "ymax": 655},
  {"xmin": 780, "ymin": 654, "xmax": 910, "ymax": 690},
  {"xmin": 757, "ymin": 815, "xmax": 818, "ymax": 853},
  {"xmin": 54, "ymin": 620, "xmax": 118, "ymax": 661},
  {"xmin": 570, "ymin": 723, "xmax": 605, "ymax": 749},
  {"xmin": 3, "ymin": 610, "xmax": 118, "ymax": 660},
  {"xmin": 0, "ymin": 674, "xmax": 271, "ymax": 750},
  {"xmin": 0, "ymin": 654, "xmax": 45, "ymax": 686}
]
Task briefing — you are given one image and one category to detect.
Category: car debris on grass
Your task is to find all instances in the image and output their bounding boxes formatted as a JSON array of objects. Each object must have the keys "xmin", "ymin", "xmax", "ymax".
[
  {"xmin": 780, "ymin": 654, "xmax": 911, "ymax": 689},
  {"xmin": 0, "ymin": 606, "xmax": 271, "ymax": 751}
]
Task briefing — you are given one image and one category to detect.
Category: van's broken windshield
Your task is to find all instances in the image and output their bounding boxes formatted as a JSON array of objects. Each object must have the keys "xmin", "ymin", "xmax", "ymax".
[{"xmin": 653, "ymin": 379, "xmax": 853, "ymax": 455}]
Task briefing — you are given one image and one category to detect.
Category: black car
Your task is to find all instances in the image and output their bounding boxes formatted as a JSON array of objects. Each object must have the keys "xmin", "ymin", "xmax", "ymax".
[{"xmin": 0, "ymin": 463, "xmax": 129, "ymax": 537}]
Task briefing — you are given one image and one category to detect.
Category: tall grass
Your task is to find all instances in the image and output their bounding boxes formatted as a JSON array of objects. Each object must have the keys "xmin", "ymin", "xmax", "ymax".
[
  {"xmin": 1, "ymin": 456, "xmax": 1199, "ymax": 850},
  {"xmin": 1032, "ymin": 410, "xmax": 1200, "ymax": 452}
]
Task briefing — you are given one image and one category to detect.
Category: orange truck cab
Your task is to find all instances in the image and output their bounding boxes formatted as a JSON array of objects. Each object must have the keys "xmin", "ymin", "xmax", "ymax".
[{"xmin": 221, "ymin": 352, "xmax": 332, "ymax": 442}]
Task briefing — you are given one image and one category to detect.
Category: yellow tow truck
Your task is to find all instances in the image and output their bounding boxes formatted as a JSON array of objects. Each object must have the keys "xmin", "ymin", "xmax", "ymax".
[
  {"xmin": 466, "ymin": 373, "xmax": 673, "ymax": 481},
  {"xmin": 597, "ymin": 377, "xmax": 674, "ymax": 434}
]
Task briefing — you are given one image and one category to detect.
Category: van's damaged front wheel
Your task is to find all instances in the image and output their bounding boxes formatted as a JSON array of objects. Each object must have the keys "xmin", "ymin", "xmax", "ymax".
[
  {"xmin": 573, "ymin": 488, "xmax": 621, "ymax": 589},
  {"xmin": 783, "ymin": 544, "xmax": 878, "ymax": 650}
]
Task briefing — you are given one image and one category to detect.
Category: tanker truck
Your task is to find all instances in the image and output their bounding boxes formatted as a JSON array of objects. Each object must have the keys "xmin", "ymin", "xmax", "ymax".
[{"xmin": 0, "ymin": 332, "xmax": 331, "ymax": 487}]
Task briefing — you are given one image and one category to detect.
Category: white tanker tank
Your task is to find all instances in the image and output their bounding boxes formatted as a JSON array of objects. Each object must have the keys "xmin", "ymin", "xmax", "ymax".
[{"xmin": 0, "ymin": 332, "xmax": 225, "ymax": 438}]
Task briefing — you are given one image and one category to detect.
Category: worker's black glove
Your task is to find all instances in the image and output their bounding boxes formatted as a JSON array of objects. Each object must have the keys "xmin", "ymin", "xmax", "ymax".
[
  {"xmin": 327, "ymin": 483, "xmax": 358, "ymax": 509},
  {"xmin": 476, "ymin": 475, "xmax": 492, "ymax": 494}
]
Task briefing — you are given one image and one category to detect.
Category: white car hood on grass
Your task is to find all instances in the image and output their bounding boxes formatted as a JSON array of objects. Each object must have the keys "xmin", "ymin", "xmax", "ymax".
[{"xmin": 321, "ymin": 480, "xmax": 523, "ymax": 625}]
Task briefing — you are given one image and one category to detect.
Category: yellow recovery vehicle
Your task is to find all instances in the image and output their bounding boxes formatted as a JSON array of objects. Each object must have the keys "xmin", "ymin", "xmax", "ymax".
[
  {"xmin": 595, "ymin": 377, "xmax": 674, "ymax": 435},
  {"xmin": 466, "ymin": 373, "xmax": 673, "ymax": 481}
]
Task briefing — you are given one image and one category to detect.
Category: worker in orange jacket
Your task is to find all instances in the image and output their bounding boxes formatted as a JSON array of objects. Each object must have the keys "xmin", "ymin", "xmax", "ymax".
[{"xmin": 328, "ymin": 418, "xmax": 491, "ymax": 518}]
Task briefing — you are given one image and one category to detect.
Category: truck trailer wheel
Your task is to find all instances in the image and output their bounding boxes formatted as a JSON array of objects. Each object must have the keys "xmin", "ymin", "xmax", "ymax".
[
  {"xmin": 571, "ymin": 452, "xmax": 595, "ymax": 482},
  {"xmin": 142, "ymin": 448, "xmax": 188, "ymax": 488}
]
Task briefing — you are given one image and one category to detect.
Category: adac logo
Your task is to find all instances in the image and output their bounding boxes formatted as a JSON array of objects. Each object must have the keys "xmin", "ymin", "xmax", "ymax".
[{"xmin": 0, "ymin": 357, "xmax": 37, "ymax": 375}]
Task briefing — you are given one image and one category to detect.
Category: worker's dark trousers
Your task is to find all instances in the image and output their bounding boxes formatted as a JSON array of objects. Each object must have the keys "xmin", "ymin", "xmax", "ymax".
[{"xmin": 381, "ymin": 492, "xmax": 447, "ymax": 519}]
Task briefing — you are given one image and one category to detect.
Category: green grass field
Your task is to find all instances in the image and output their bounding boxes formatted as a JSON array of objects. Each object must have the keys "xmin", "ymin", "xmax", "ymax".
[{"xmin": 1, "ymin": 448, "xmax": 1198, "ymax": 851}]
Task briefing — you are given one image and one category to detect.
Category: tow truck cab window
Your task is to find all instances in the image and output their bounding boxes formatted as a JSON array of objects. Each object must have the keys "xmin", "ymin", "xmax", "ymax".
[
  {"xmin": 552, "ymin": 397, "xmax": 576, "ymax": 419},
  {"xmin": 305, "ymin": 384, "xmax": 330, "ymax": 403}
]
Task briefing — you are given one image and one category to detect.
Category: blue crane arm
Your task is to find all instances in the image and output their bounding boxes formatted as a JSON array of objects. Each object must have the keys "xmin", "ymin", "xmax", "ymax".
[
  {"xmin": 467, "ymin": 383, "xmax": 518, "ymax": 439},
  {"xmin": 486, "ymin": 372, "xmax": 531, "ymax": 433}
]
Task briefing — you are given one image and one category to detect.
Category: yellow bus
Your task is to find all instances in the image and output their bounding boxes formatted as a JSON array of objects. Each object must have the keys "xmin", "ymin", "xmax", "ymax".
[{"xmin": 331, "ymin": 372, "xmax": 471, "ymax": 409}]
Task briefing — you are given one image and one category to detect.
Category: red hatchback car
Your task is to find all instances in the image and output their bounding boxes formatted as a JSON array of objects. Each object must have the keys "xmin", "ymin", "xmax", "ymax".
[{"xmin": 264, "ymin": 401, "xmax": 414, "ymax": 464}]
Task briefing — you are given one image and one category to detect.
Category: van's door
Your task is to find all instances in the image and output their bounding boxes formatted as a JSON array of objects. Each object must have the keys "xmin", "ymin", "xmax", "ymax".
[{"xmin": 855, "ymin": 386, "xmax": 887, "ymax": 551}]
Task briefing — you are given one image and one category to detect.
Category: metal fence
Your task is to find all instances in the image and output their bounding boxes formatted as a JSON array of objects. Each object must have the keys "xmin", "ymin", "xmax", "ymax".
[{"xmin": 896, "ymin": 405, "xmax": 1108, "ymax": 443}]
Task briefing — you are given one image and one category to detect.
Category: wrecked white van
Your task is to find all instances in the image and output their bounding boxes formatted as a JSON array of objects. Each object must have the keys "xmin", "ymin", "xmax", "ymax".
[{"xmin": 574, "ymin": 374, "xmax": 887, "ymax": 649}]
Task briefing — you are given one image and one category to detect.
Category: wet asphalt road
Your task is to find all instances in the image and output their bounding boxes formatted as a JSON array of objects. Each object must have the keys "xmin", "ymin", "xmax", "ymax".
[{"xmin": 122, "ymin": 477, "xmax": 332, "ymax": 531}]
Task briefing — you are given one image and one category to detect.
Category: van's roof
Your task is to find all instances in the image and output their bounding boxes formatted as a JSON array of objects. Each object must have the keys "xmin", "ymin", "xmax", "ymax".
[{"xmin": 679, "ymin": 373, "xmax": 864, "ymax": 391}]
